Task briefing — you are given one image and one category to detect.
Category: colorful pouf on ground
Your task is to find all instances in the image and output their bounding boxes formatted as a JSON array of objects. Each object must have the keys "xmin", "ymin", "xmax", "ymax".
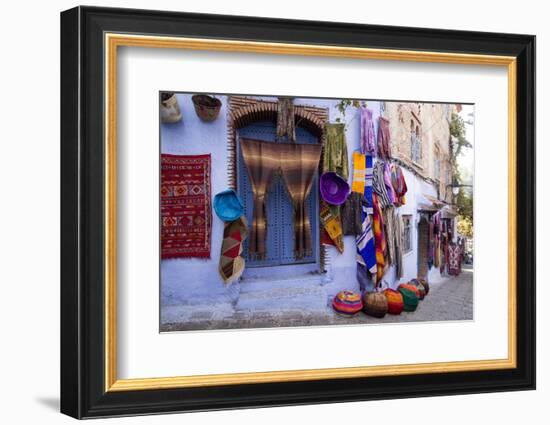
[
  {"xmin": 416, "ymin": 284, "xmax": 426, "ymax": 300},
  {"xmin": 383, "ymin": 288, "xmax": 404, "ymax": 315},
  {"xmin": 417, "ymin": 278, "xmax": 430, "ymax": 295},
  {"xmin": 332, "ymin": 290, "xmax": 363, "ymax": 316},
  {"xmin": 363, "ymin": 291, "xmax": 388, "ymax": 318},
  {"xmin": 398, "ymin": 284, "xmax": 419, "ymax": 312},
  {"xmin": 409, "ymin": 279, "xmax": 426, "ymax": 300}
]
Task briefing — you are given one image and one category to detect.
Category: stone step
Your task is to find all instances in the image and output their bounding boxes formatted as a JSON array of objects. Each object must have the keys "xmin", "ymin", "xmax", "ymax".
[{"xmin": 236, "ymin": 276, "xmax": 329, "ymax": 313}]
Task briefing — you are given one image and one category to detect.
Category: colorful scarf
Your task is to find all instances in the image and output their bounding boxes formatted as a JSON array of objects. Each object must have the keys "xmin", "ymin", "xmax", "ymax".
[
  {"xmin": 219, "ymin": 216, "xmax": 248, "ymax": 285},
  {"xmin": 364, "ymin": 154, "xmax": 374, "ymax": 214},
  {"xmin": 373, "ymin": 193, "xmax": 387, "ymax": 284},
  {"xmin": 391, "ymin": 164, "xmax": 408, "ymax": 206},
  {"xmin": 320, "ymin": 200, "xmax": 344, "ymax": 253},
  {"xmin": 323, "ymin": 123, "xmax": 349, "ymax": 179},
  {"xmin": 383, "ymin": 162, "xmax": 397, "ymax": 205},
  {"xmin": 240, "ymin": 138, "xmax": 322, "ymax": 259},
  {"xmin": 377, "ymin": 116, "xmax": 392, "ymax": 160},
  {"xmin": 356, "ymin": 205, "xmax": 377, "ymax": 276},
  {"xmin": 373, "ymin": 161, "xmax": 392, "ymax": 208},
  {"xmin": 360, "ymin": 107, "xmax": 376, "ymax": 155},
  {"xmin": 351, "ymin": 151, "xmax": 365, "ymax": 194}
]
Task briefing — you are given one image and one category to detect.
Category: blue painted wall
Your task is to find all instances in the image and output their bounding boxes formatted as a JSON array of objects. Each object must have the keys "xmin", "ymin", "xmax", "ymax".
[{"xmin": 160, "ymin": 94, "xmax": 445, "ymax": 323}]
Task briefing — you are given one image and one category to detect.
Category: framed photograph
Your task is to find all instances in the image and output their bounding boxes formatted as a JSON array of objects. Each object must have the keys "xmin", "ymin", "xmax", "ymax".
[{"xmin": 60, "ymin": 6, "xmax": 535, "ymax": 419}]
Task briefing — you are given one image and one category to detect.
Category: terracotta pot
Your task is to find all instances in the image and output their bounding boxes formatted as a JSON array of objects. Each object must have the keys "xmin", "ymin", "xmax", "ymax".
[
  {"xmin": 160, "ymin": 92, "xmax": 182, "ymax": 123},
  {"xmin": 192, "ymin": 94, "xmax": 222, "ymax": 122}
]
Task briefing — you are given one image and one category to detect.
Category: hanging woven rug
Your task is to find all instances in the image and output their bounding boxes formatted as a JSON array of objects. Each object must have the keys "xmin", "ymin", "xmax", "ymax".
[{"xmin": 161, "ymin": 153, "xmax": 212, "ymax": 259}]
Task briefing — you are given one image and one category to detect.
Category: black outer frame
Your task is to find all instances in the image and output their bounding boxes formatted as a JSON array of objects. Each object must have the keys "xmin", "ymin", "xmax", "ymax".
[{"xmin": 60, "ymin": 6, "xmax": 536, "ymax": 419}]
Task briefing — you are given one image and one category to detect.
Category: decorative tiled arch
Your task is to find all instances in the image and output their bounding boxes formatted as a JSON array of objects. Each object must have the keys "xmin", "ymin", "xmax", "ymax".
[{"xmin": 226, "ymin": 96, "xmax": 328, "ymax": 189}]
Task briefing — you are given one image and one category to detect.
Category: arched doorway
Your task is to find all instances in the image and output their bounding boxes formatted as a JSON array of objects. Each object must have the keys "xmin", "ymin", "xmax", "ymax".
[{"xmin": 237, "ymin": 121, "xmax": 319, "ymax": 267}]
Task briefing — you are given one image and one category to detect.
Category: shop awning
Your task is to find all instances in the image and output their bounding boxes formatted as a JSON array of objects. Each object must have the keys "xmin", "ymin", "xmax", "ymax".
[{"xmin": 417, "ymin": 193, "xmax": 447, "ymax": 212}]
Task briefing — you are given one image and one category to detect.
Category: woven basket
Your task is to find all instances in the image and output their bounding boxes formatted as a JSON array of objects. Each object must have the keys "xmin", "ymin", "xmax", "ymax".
[
  {"xmin": 384, "ymin": 288, "xmax": 404, "ymax": 315},
  {"xmin": 363, "ymin": 292, "xmax": 388, "ymax": 318},
  {"xmin": 192, "ymin": 94, "xmax": 222, "ymax": 122}
]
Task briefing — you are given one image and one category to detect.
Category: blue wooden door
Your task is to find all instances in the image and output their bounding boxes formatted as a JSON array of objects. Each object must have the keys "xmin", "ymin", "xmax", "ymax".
[{"xmin": 237, "ymin": 121, "xmax": 319, "ymax": 267}]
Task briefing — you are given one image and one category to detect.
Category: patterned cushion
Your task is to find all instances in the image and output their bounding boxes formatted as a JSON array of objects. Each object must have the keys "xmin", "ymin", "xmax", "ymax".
[
  {"xmin": 398, "ymin": 285, "xmax": 419, "ymax": 312},
  {"xmin": 363, "ymin": 291, "xmax": 388, "ymax": 318},
  {"xmin": 332, "ymin": 290, "xmax": 363, "ymax": 316},
  {"xmin": 384, "ymin": 288, "xmax": 404, "ymax": 315}
]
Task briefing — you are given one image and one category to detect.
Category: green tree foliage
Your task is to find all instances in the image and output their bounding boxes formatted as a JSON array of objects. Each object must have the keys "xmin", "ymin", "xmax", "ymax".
[
  {"xmin": 334, "ymin": 99, "xmax": 361, "ymax": 124},
  {"xmin": 450, "ymin": 112, "xmax": 473, "ymax": 163},
  {"xmin": 450, "ymin": 111, "xmax": 473, "ymax": 234}
]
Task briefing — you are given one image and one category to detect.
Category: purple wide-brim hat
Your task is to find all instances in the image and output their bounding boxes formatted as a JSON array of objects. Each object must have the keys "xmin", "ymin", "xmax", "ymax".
[{"xmin": 320, "ymin": 172, "xmax": 350, "ymax": 205}]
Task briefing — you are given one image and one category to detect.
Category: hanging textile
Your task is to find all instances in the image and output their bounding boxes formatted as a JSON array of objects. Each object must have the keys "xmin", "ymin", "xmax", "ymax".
[
  {"xmin": 279, "ymin": 143, "xmax": 323, "ymax": 259},
  {"xmin": 161, "ymin": 153, "xmax": 212, "ymax": 259},
  {"xmin": 364, "ymin": 154, "xmax": 374, "ymax": 214},
  {"xmin": 356, "ymin": 205, "xmax": 377, "ymax": 276},
  {"xmin": 323, "ymin": 123, "xmax": 349, "ymax": 179},
  {"xmin": 394, "ymin": 212, "xmax": 404, "ymax": 279},
  {"xmin": 351, "ymin": 151, "xmax": 365, "ymax": 194},
  {"xmin": 320, "ymin": 200, "xmax": 344, "ymax": 253},
  {"xmin": 391, "ymin": 164, "xmax": 408, "ymax": 206},
  {"xmin": 377, "ymin": 116, "xmax": 392, "ymax": 159},
  {"xmin": 341, "ymin": 192, "xmax": 364, "ymax": 236},
  {"xmin": 428, "ymin": 220, "xmax": 435, "ymax": 269},
  {"xmin": 373, "ymin": 193, "xmax": 387, "ymax": 284},
  {"xmin": 447, "ymin": 242, "xmax": 462, "ymax": 276},
  {"xmin": 360, "ymin": 106, "xmax": 376, "ymax": 155},
  {"xmin": 433, "ymin": 211, "xmax": 441, "ymax": 268},
  {"xmin": 383, "ymin": 207, "xmax": 396, "ymax": 267},
  {"xmin": 219, "ymin": 216, "xmax": 248, "ymax": 285},
  {"xmin": 373, "ymin": 161, "xmax": 392, "ymax": 208},
  {"xmin": 276, "ymin": 97, "xmax": 296, "ymax": 142},
  {"xmin": 343, "ymin": 152, "xmax": 367, "ymax": 236},
  {"xmin": 383, "ymin": 162, "xmax": 397, "ymax": 205},
  {"xmin": 239, "ymin": 139, "xmax": 279, "ymax": 259},
  {"xmin": 240, "ymin": 138, "xmax": 322, "ymax": 259}
]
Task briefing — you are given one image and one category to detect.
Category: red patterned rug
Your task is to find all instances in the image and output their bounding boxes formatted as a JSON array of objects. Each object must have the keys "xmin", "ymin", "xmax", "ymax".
[{"xmin": 161, "ymin": 153, "xmax": 211, "ymax": 259}]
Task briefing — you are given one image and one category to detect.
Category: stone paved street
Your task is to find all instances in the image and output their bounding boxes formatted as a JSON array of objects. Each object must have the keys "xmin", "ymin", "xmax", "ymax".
[{"xmin": 161, "ymin": 266, "xmax": 473, "ymax": 332}]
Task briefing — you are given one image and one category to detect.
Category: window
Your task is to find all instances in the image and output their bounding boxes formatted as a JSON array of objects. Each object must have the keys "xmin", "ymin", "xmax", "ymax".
[
  {"xmin": 411, "ymin": 122, "xmax": 422, "ymax": 164},
  {"xmin": 403, "ymin": 215, "xmax": 413, "ymax": 253}
]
